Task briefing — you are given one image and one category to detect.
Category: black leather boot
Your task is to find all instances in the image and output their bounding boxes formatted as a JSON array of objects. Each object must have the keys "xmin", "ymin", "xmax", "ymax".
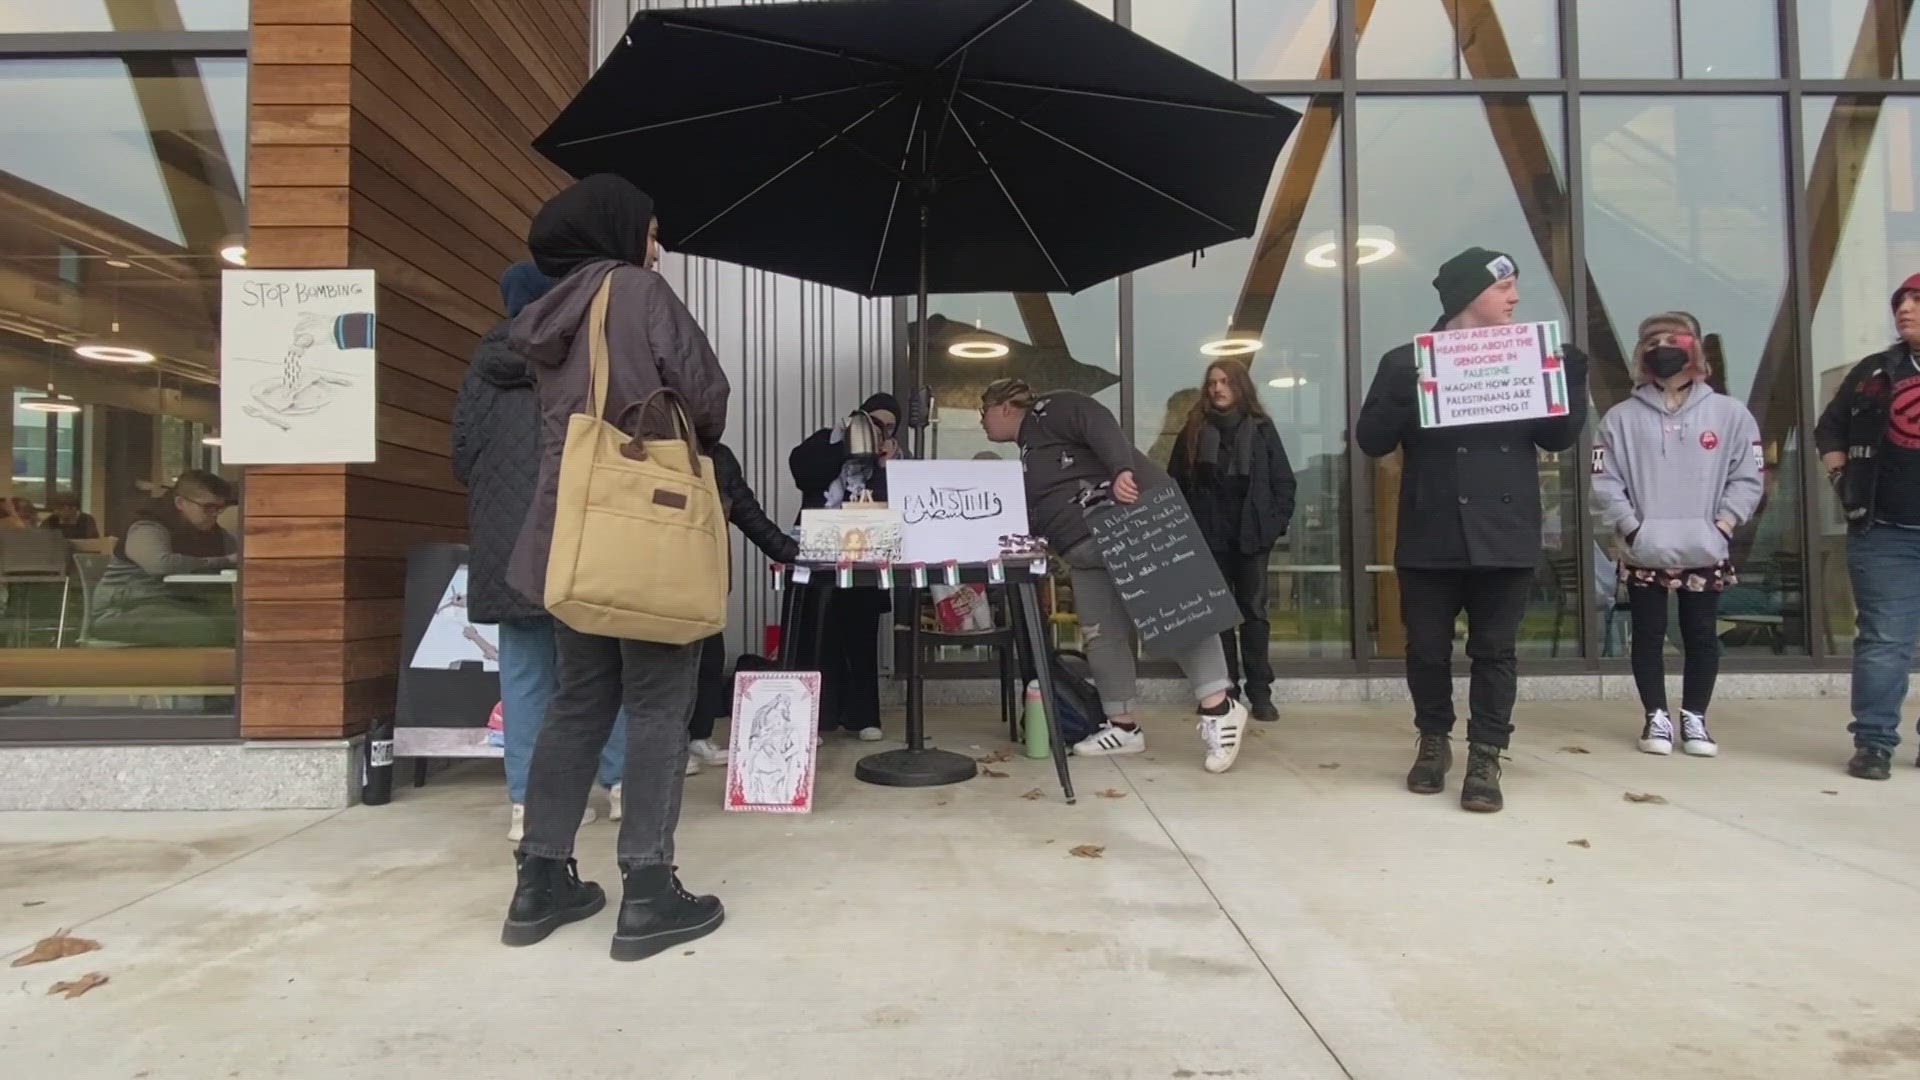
[
  {"xmin": 501, "ymin": 854, "xmax": 605, "ymax": 947},
  {"xmin": 611, "ymin": 865, "xmax": 725, "ymax": 962},
  {"xmin": 1461, "ymin": 742, "xmax": 1505, "ymax": 813},
  {"xmin": 1406, "ymin": 732, "xmax": 1452, "ymax": 794},
  {"xmin": 1247, "ymin": 684, "xmax": 1279, "ymax": 723}
]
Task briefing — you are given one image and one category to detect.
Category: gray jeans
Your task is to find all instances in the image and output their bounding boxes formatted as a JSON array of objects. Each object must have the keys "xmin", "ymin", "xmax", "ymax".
[
  {"xmin": 519, "ymin": 623, "xmax": 700, "ymax": 867},
  {"xmin": 1063, "ymin": 541, "xmax": 1235, "ymax": 718}
]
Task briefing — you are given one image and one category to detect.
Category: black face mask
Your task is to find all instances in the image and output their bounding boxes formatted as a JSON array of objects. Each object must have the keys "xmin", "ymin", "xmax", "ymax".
[{"xmin": 1646, "ymin": 346, "xmax": 1691, "ymax": 380}]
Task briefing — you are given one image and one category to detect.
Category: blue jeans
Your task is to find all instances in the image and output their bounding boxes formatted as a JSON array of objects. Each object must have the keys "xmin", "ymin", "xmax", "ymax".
[
  {"xmin": 498, "ymin": 615, "xmax": 624, "ymax": 803},
  {"xmin": 1847, "ymin": 526, "xmax": 1920, "ymax": 751}
]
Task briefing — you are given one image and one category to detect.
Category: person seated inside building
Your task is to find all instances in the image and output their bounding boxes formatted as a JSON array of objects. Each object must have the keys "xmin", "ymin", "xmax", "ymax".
[
  {"xmin": 91, "ymin": 470, "xmax": 239, "ymax": 647},
  {"xmin": 40, "ymin": 492, "xmax": 100, "ymax": 541}
]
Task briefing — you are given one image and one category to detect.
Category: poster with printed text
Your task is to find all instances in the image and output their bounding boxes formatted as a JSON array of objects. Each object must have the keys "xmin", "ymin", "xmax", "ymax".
[
  {"xmin": 1414, "ymin": 320, "xmax": 1568, "ymax": 429},
  {"xmin": 724, "ymin": 671, "xmax": 822, "ymax": 814},
  {"xmin": 886, "ymin": 459, "xmax": 1031, "ymax": 565},
  {"xmin": 220, "ymin": 269, "xmax": 378, "ymax": 463}
]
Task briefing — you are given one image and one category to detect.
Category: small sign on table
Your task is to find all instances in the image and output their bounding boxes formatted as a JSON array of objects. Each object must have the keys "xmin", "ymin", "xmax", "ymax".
[{"xmin": 1414, "ymin": 320, "xmax": 1568, "ymax": 428}]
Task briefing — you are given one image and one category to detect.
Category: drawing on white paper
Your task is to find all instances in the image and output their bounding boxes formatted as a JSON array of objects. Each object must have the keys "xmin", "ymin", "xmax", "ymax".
[
  {"xmin": 221, "ymin": 270, "xmax": 378, "ymax": 463},
  {"xmin": 725, "ymin": 672, "xmax": 820, "ymax": 813},
  {"xmin": 410, "ymin": 566, "xmax": 500, "ymax": 672}
]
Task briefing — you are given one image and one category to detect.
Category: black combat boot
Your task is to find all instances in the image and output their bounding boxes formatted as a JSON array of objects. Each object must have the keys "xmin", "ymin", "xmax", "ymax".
[
  {"xmin": 1849, "ymin": 746, "xmax": 1893, "ymax": 781},
  {"xmin": 501, "ymin": 854, "xmax": 605, "ymax": 947},
  {"xmin": 1460, "ymin": 742, "xmax": 1505, "ymax": 813},
  {"xmin": 1406, "ymin": 732, "xmax": 1452, "ymax": 795},
  {"xmin": 611, "ymin": 865, "xmax": 725, "ymax": 962},
  {"xmin": 1247, "ymin": 684, "xmax": 1280, "ymax": 723}
]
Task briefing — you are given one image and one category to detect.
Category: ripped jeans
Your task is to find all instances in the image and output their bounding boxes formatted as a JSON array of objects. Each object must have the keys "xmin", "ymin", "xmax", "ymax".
[{"xmin": 1062, "ymin": 541, "xmax": 1235, "ymax": 719}]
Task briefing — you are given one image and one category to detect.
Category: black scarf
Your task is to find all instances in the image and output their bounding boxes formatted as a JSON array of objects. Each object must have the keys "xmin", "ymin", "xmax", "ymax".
[
  {"xmin": 528, "ymin": 174, "xmax": 656, "ymax": 278},
  {"xmin": 1197, "ymin": 409, "xmax": 1256, "ymax": 477}
]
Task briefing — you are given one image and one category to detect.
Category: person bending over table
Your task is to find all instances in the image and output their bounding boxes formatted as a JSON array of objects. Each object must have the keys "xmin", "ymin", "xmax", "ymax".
[
  {"xmin": 91, "ymin": 469, "xmax": 238, "ymax": 647},
  {"xmin": 978, "ymin": 378, "xmax": 1250, "ymax": 774}
]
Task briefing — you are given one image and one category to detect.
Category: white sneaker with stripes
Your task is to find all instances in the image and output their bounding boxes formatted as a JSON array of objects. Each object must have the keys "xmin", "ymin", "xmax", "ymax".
[
  {"xmin": 1073, "ymin": 724, "xmax": 1145, "ymax": 757},
  {"xmin": 1199, "ymin": 697, "xmax": 1249, "ymax": 774}
]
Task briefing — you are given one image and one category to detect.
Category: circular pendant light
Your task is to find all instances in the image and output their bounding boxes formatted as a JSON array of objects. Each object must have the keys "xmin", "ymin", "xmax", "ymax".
[
  {"xmin": 946, "ymin": 318, "xmax": 1010, "ymax": 360},
  {"xmin": 20, "ymin": 383, "xmax": 80, "ymax": 414},
  {"xmin": 1200, "ymin": 336, "xmax": 1262, "ymax": 358}
]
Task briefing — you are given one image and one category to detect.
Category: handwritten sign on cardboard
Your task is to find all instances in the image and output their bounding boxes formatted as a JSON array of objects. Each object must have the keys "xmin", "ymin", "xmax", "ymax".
[
  {"xmin": 1084, "ymin": 484, "xmax": 1241, "ymax": 659},
  {"xmin": 1414, "ymin": 320, "xmax": 1568, "ymax": 429},
  {"xmin": 886, "ymin": 459, "xmax": 1030, "ymax": 565}
]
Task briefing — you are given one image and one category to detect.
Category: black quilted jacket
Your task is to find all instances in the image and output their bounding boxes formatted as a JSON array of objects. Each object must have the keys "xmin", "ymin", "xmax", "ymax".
[
  {"xmin": 710, "ymin": 441, "xmax": 800, "ymax": 565},
  {"xmin": 452, "ymin": 322, "xmax": 546, "ymax": 624}
]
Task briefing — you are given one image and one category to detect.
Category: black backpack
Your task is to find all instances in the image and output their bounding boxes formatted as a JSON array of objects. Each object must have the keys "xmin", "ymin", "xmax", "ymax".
[{"xmin": 1043, "ymin": 649, "xmax": 1104, "ymax": 745}]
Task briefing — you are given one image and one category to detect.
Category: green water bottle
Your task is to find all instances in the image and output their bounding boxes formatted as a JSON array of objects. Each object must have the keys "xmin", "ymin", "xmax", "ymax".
[{"xmin": 1022, "ymin": 681, "xmax": 1051, "ymax": 759}]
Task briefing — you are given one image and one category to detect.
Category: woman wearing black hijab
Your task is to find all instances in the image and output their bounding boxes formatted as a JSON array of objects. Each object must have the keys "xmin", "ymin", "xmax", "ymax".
[
  {"xmin": 788, "ymin": 392, "xmax": 902, "ymax": 741},
  {"xmin": 499, "ymin": 174, "xmax": 732, "ymax": 962}
]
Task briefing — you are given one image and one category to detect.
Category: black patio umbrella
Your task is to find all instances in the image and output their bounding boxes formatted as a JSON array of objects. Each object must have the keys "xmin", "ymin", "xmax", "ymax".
[
  {"xmin": 534, "ymin": 0, "xmax": 1299, "ymax": 794},
  {"xmin": 534, "ymin": 0, "xmax": 1299, "ymax": 423}
]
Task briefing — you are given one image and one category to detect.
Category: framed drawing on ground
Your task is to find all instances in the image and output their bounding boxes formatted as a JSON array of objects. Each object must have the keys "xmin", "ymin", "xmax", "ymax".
[{"xmin": 725, "ymin": 671, "xmax": 822, "ymax": 814}]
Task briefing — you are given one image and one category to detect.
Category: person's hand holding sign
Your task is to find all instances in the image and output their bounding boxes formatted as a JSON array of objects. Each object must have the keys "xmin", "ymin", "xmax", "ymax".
[{"xmin": 1112, "ymin": 469, "xmax": 1141, "ymax": 505}]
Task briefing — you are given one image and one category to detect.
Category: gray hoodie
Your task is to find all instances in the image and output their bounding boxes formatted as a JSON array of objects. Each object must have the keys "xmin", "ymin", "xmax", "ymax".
[{"xmin": 1590, "ymin": 382, "xmax": 1764, "ymax": 571}]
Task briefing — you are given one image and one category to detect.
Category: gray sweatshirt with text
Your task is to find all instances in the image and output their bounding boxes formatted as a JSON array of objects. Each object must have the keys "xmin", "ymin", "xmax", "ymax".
[{"xmin": 1590, "ymin": 382, "xmax": 1764, "ymax": 570}]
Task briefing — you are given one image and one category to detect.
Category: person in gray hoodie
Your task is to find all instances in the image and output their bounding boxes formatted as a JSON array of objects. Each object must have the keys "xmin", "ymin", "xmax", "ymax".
[{"xmin": 1591, "ymin": 311, "xmax": 1764, "ymax": 758}]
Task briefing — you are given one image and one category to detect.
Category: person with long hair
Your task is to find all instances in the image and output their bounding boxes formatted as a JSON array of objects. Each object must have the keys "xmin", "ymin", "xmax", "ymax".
[
  {"xmin": 1168, "ymin": 359, "xmax": 1297, "ymax": 721},
  {"xmin": 91, "ymin": 470, "xmax": 238, "ymax": 646},
  {"xmin": 1592, "ymin": 312, "xmax": 1763, "ymax": 758},
  {"xmin": 500, "ymin": 174, "xmax": 730, "ymax": 962}
]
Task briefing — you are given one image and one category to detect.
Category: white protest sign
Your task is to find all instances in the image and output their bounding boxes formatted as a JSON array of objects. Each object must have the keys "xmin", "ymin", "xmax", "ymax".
[
  {"xmin": 220, "ymin": 269, "xmax": 378, "ymax": 463},
  {"xmin": 1414, "ymin": 320, "xmax": 1570, "ymax": 429},
  {"xmin": 885, "ymin": 459, "xmax": 1030, "ymax": 565}
]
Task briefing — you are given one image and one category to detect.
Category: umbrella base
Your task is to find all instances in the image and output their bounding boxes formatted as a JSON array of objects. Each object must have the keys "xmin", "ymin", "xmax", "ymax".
[{"xmin": 854, "ymin": 747, "xmax": 978, "ymax": 788}]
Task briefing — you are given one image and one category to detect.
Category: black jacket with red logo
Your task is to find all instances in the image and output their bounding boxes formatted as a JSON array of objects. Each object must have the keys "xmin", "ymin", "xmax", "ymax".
[{"xmin": 1814, "ymin": 343, "xmax": 1920, "ymax": 533}]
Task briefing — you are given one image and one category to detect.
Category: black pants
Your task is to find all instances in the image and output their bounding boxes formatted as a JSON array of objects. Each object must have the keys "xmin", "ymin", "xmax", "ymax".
[
  {"xmin": 1214, "ymin": 546, "xmax": 1276, "ymax": 698},
  {"xmin": 1399, "ymin": 567, "xmax": 1532, "ymax": 749},
  {"xmin": 691, "ymin": 632, "xmax": 726, "ymax": 741},
  {"xmin": 794, "ymin": 583, "xmax": 882, "ymax": 734},
  {"xmin": 1626, "ymin": 585, "xmax": 1721, "ymax": 715},
  {"xmin": 519, "ymin": 623, "xmax": 699, "ymax": 867}
]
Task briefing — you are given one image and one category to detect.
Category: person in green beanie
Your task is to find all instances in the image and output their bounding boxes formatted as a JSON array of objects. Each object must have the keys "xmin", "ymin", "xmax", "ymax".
[{"xmin": 1356, "ymin": 247, "xmax": 1590, "ymax": 813}]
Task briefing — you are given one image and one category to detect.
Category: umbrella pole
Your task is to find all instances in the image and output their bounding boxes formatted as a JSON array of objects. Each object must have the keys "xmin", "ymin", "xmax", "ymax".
[{"xmin": 855, "ymin": 204, "xmax": 978, "ymax": 790}]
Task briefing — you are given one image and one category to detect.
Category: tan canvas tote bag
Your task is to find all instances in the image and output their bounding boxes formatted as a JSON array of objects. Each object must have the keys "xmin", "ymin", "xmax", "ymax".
[{"xmin": 543, "ymin": 272, "xmax": 727, "ymax": 644}]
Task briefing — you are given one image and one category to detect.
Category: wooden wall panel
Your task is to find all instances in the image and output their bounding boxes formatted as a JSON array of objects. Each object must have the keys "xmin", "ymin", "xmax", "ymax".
[{"xmin": 242, "ymin": 0, "xmax": 587, "ymax": 740}]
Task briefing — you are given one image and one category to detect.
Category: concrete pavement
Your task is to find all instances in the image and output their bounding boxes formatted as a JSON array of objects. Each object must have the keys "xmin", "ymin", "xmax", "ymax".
[{"xmin": 4, "ymin": 698, "xmax": 1919, "ymax": 1079}]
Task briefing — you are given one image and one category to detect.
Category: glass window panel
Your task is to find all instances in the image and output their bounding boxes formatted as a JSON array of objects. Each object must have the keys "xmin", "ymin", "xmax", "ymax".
[
  {"xmin": 0, "ymin": 58, "xmax": 241, "ymax": 719},
  {"xmin": 3, "ymin": 1, "xmax": 249, "ymax": 31},
  {"xmin": 1131, "ymin": 0, "xmax": 1234, "ymax": 78},
  {"xmin": 1134, "ymin": 97, "xmax": 1349, "ymax": 660},
  {"xmin": 1356, "ymin": 96, "xmax": 1579, "ymax": 658},
  {"xmin": 1681, "ymin": 0, "xmax": 1780, "ymax": 77},
  {"xmin": 1583, "ymin": 96, "xmax": 1805, "ymax": 658},
  {"xmin": 1235, "ymin": 0, "xmax": 1338, "ymax": 80},
  {"xmin": 1798, "ymin": 0, "xmax": 1914, "ymax": 79},
  {"xmin": 1579, "ymin": 0, "xmax": 1680, "ymax": 78},
  {"xmin": 1353, "ymin": 0, "xmax": 1561, "ymax": 80},
  {"xmin": 1804, "ymin": 96, "xmax": 1920, "ymax": 653}
]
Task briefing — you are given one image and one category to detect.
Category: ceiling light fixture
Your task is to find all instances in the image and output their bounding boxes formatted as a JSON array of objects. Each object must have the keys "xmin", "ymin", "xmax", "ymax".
[
  {"xmin": 1200, "ymin": 336, "xmax": 1262, "ymax": 357},
  {"xmin": 1267, "ymin": 375, "xmax": 1308, "ymax": 390},
  {"xmin": 220, "ymin": 243, "xmax": 247, "ymax": 267},
  {"xmin": 105, "ymin": 258, "xmax": 132, "ymax": 269},
  {"xmin": 1303, "ymin": 226, "xmax": 1397, "ymax": 269},
  {"xmin": 202, "ymin": 434, "xmax": 223, "ymax": 447},
  {"xmin": 20, "ymin": 383, "xmax": 80, "ymax": 414},
  {"xmin": 947, "ymin": 318, "xmax": 1011, "ymax": 361},
  {"xmin": 74, "ymin": 318, "xmax": 155, "ymax": 364}
]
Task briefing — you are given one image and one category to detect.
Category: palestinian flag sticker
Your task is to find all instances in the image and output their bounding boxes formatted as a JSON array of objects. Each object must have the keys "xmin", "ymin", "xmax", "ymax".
[{"xmin": 1537, "ymin": 321, "xmax": 1569, "ymax": 416}]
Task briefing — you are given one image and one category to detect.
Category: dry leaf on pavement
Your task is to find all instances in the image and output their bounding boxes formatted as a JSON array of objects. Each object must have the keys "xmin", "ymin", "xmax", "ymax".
[
  {"xmin": 1020, "ymin": 788, "xmax": 1045, "ymax": 800},
  {"xmin": 979, "ymin": 767, "xmax": 1009, "ymax": 779},
  {"xmin": 21, "ymin": 901, "xmax": 45, "ymax": 908},
  {"xmin": 1069, "ymin": 844, "xmax": 1105, "ymax": 859},
  {"xmin": 1560, "ymin": 746, "xmax": 1591, "ymax": 754},
  {"xmin": 46, "ymin": 972, "xmax": 108, "ymax": 999},
  {"xmin": 1623, "ymin": 791, "xmax": 1669, "ymax": 804},
  {"xmin": 1096, "ymin": 789, "xmax": 1127, "ymax": 799},
  {"xmin": 1317, "ymin": 763, "xmax": 1341, "ymax": 770},
  {"xmin": 1567, "ymin": 839, "xmax": 1592, "ymax": 849},
  {"xmin": 1821, "ymin": 790, "xmax": 1839, "ymax": 796},
  {"xmin": 11, "ymin": 930, "xmax": 101, "ymax": 968},
  {"xmin": 975, "ymin": 748, "xmax": 1014, "ymax": 764}
]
